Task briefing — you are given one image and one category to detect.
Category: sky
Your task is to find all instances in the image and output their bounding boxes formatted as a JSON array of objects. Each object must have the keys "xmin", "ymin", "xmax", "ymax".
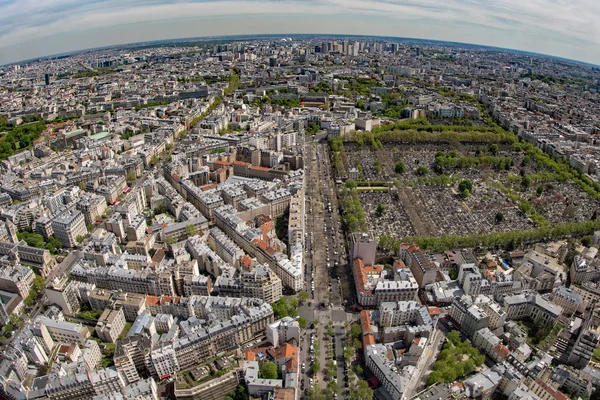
[{"xmin": 0, "ymin": 0, "xmax": 598, "ymax": 66}]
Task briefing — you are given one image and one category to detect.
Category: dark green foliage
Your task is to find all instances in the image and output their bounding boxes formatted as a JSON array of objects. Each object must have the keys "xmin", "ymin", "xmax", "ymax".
[
  {"xmin": 310, "ymin": 81, "xmax": 332, "ymax": 94},
  {"xmin": 330, "ymin": 137, "xmax": 344, "ymax": 152},
  {"xmin": 261, "ymin": 362, "xmax": 278, "ymax": 379},
  {"xmin": 0, "ymin": 118, "xmax": 47, "ymax": 160},
  {"xmin": 536, "ymin": 185, "xmax": 544, "ymax": 196},
  {"xmin": 306, "ymin": 122, "xmax": 320, "ymax": 135},
  {"xmin": 378, "ymin": 234, "xmax": 401, "ymax": 254},
  {"xmin": 275, "ymin": 211, "xmax": 289, "ymax": 246},
  {"xmin": 272, "ymin": 298, "xmax": 297, "ymax": 319},
  {"xmin": 405, "ymin": 219, "xmax": 600, "ymax": 252},
  {"xmin": 395, "ymin": 161, "xmax": 406, "ymax": 174},
  {"xmin": 427, "ymin": 331, "xmax": 484, "ymax": 386},
  {"xmin": 458, "ymin": 180, "xmax": 473, "ymax": 193},
  {"xmin": 340, "ymin": 187, "xmax": 367, "ymax": 232},
  {"xmin": 448, "ymin": 267, "xmax": 459, "ymax": 280},
  {"xmin": 17, "ymin": 232, "xmax": 45, "ymax": 248},
  {"xmin": 345, "ymin": 179, "xmax": 357, "ymax": 189},
  {"xmin": 416, "ymin": 166, "xmax": 429, "ymax": 176},
  {"xmin": 252, "ymin": 97, "xmax": 300, "ymax": 109},
  {"xmin": 135, "ymin": 101, "xmax": 170, "ymax": 111}
]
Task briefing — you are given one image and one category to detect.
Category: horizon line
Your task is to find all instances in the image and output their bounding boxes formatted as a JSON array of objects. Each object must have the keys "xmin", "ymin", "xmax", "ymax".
[{"xmin": 4, "ymin": 32, "xmax": 599, "ymax": 69}]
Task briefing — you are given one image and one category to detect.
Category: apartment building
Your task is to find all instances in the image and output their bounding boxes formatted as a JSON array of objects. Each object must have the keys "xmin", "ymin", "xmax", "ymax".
[
  {"xmin": 0, "ymin": 264, "xmax": 34, "ymax": 298},
  {"xmin": 365, "ymin": 344, "xmax": 404, "ymax": 400},
  {"xmin": 353, "ymin": 258, "xmax": 419, "ymax": 306},
  {"xmin": 552, "ymin": 286, "xmax": 584, "ymax": 315},
  {"xmin": 150, "ymin": 345, "xmax": 179, "ymax": 379},
  {"xmin": 503, "ymin": 294, "xmax": 563, "ymax": 326},
  {"xmin": 473, "ymin": 328, "xmax": 511, "ymax": 363},
  {"xmin": 266, "ymin": 317, "xmax": 300, "ymax": 347},
  {"xmin": 52, "ymin": 209, "xmax": 88, "ymax": 248},
  {"xmin": 76, "ymin": 193, "xmax": 108, "ymax": 225},
  {"xmin": 96, "ymin": 307, "xmax": 126, "ymax": 343},
  {"xmin": 34, "ymin": 316, "xmax": 91, "ymax": 346},
  {"xmin": 45, "ymin": 274, "xmax": 81, "ymax": 316},
  {"xmin": 379, "ymin": 301, "xmax": 432, "ymax": 328},
  {"xmin": 45, "ymin": 367, "xmax": 126, "ymax": 399},
  {"xmin": 260, "ymin": 189, "xmax": 291, "ymax": 218},
  {"xmin": 208, "ymin": 227, "xmax": 244, "ymax": 266},
  {"xmin": 350, "ymin": 232, "xmax": 377, "ymax": 267},
  {"xmin": 126, "ymin": 214, "xmax": 147, "ymax": 242},
  {"xmin": 113, "ymin": 292, "xmax": 147, "ymax": 322},
  {"xmin": 241, "ymin": 264, "xmax": 282, "ymax": 304},
  {"xmin": 449, "ymin": 296, "xmax": 490, "ymax": 338},
  {"xmin": 183, "ymin": 275, "xmax": 213, "ymax": 297}
]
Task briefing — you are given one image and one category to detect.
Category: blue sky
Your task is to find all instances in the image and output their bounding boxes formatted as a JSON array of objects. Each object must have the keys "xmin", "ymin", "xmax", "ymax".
[{"xmin": 0, "ymin": 0, "xmax": 598, "ymax": 65}]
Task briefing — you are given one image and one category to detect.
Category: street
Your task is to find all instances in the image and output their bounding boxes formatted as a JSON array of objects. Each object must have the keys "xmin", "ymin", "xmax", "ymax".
[{"xmin": 300, "ymin": 135, "xmax": 356, "ymax": 399}]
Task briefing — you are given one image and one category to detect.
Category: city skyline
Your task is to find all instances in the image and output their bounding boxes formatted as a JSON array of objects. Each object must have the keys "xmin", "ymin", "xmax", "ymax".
[{"xmin": 0, "ymin": 0, "xmax": 599, "ymax": 66}]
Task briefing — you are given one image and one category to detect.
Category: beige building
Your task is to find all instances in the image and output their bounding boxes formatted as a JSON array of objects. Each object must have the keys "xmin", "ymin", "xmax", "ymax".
[
  {"xmin": 45, "ymin": 275, "xmax": 81, "ymax": 316},
  {"xmin": 52, "ymin": 209, "xmax": 88, "ymax": 248},
  {"xmin": 96, "ymin": 307, "xmax": 126, "ymax": 343},
  {"xmin": 35, "ymin": 315, "xmax": 91, "ymax": 346}
]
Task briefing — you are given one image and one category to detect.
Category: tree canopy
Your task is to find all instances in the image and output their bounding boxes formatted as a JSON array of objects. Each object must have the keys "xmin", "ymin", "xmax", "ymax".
[
  {"xmin": 260, "ymin": 362, "xmax": 278, "ymax": 379},
  {"xmin": 427, "ymin": 330, "xmax": 484, "ymax": 386}
]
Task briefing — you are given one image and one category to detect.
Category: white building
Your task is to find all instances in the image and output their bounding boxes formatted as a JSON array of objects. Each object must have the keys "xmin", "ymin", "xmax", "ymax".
[{"xmin": 266, "ymin": 317, "xmax": 300, "ymax": 347}]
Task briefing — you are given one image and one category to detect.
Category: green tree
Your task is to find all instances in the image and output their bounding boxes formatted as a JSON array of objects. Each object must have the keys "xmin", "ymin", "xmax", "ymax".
[
  {"xmin": 521, "ymin": 155, "xmax": 531, "ymax": 167},
  {"xmin": 395, "ymin": 161, "xmax": 406, "ymax": 174},
  {"xmin": 272, "ymin": 298, "xmax": 289, "ymax": 319},
  {"xmin": 76, "ymin": 235, "xmax": 85, "ymax": 244},
  {"xmin": 261, "ymin": 362, "xmax": 278, "ymax": 379},
  {"xmin": 232, "ymin": 384, "xmax": 249, "ymax": 400},
  {"xmin": 521, "ymin": 175, "xmax": 532, "ymax": 189},
  {"xmin": 448, "ymin": 267, "xmax": 459, "ymax": 280},
  {"xmin": 24, "ymin": 290, "xmax": 37, "ymax": 307},
  {"xmin": 345, "ymin": 179, "xmax": 357, "ymax": 189},
  {"xmin": 289, "ymin": 296, "xmax": 299, "ymax": 310},
  {"xmin": 311, "ymin": 361, "xmax": 321, "ymax": 375},
  {"xmin": 308, "ymin": 384, "xmax": 325, "ymax": 400},
  {"xmin": 495, "ymin": 213, "xmax": 505, "ymax": 223},
  {"xmin": 298, "ymin": 317, "xmax": 307, "ymax": 329},
  {"xmin": 458, "ymin": 180, "xmax": 473, "ymax": 193},
  {"xmin": 376, "ymin": 204, "xmax": 386, "ymax": 216},
  {"xmin": 17, "ymin": 232, "xmax": 45, "ymax": 248},
  {"xmin": 536, "ymin": 185, "xmax": 544, "ymax": 196},
  {"xmin": 126, "ymin": 172, "xmax": 136, "ymax": 182},
  {"xmin": 298, "ymin": 291, "xmax": 309, "ymax": 304},
  {"xmin": 185, "ymin": 224, "xmax": 198, "ymax": 237},
  {"xmin": 416, "ymin": 166, "xmax": 429, "ymax": 176},
  {"xmin": 32, "ymin": 275, "xmax": 45, "ymax": 292},
  {"xmin": 350, "ymin": 381, "xmax": 374, "ymax": 400},
  {"xmin": 373, "ymin": 159, "xmax": 382, "ymax": 173},
  {"xmin": 489, "ymin": 143, "xmax": 499, "ymax": 156},
  {"xmin": 461, "ymin": 188, "xmax": 470, "ymax": 198},
  {"xmin": 351, "ymin": 323, "xmax": 362, "ymax": 339}
]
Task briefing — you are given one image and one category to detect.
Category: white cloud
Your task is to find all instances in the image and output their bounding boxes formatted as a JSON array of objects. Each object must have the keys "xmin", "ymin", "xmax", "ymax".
[{"xmin": 0, "ymin": 0, "xmax": 598, "ymax": 64}]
